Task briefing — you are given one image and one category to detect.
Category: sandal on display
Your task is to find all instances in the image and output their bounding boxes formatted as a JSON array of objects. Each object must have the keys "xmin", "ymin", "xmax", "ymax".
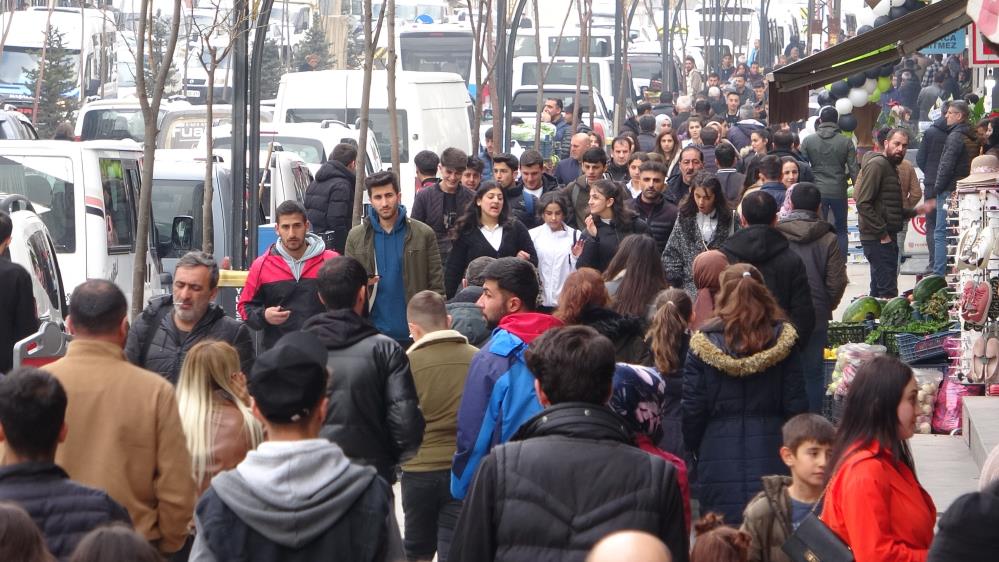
[
  {"xmin": 957, "ymin": 220, "xmax": 984, "ymax": 270},
  {"xmin": 987, "ymin": 336, "xmax": 999, "ymax": 384},
  {"xmin": 972, "ymin": 335, "xmax": 989, "ymax": 383},
  {"xmin": 973, "ymin": 220, "xmax": 996, "ymax": 268}
]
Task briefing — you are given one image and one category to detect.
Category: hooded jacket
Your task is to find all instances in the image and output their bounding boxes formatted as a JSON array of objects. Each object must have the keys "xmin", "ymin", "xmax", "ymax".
[
  {"xmin": 503, "ymin": 182, "xmax": 542, "ymax": 229},
  {"xmin": 447, "ymin": 285, "xmax": 490, "ymax": 347},
  {"xmin": 799, "ymin": 122, "xmax": 859, "ymax": 199},
  {"xmin": 238, "ymin": 233, "xmax": 337, "ymax": 348},
  {"xmin": 451, "ymin": 312, "xmax": 564, "ymax": 500},
  {"xmin": 304, "ymin": 309, "xmax": 426, "ymax": 484},
  {"xmin": 759, "ymin": 181, "xmax": 788, "ymax": 208},
  {"xmin": 125, "ymin": 295, "xmax": 255, "ymax": 385},
  {"xmin": 191, "ymin": 439, "xmax": 402, "ymax": 562},
  {"xmin": 721, "ymin": 225, "xmax": 815, "ymax": 345},
  {"xmin": 304, "ymin": 160, "xmax": 355, "ymax": 253},
  {"xmin": 775, "ymin": 210, "xmax": 848, "ymax": 325},
  {"xmin": 917, "ymin": 118, "xmax": 951, "ymax": 198},
  {"xmin": 449, "ymin": 403, "xmax": 690, "ymax": 562},
  {"xmin": 516, "ymin": 172, "xmax": 560, "ymax": 199},
  {"xmin": 740, "ymin": 475, "xmax": 794, "ymax": 562},
  {"xmin": 577, "ymin": 215, "xmax": 651, "ymax": 272},
  {"xmin": 855, "ymin": 153, "xmax": 913, "ymax": 241},
  {"xmin": 579, "ymin": 307, "xmax": 652, "ymax": 365},
  {"xmin": 682, "ymin": 321, "xmax": 806, "ymax": 524},
  {"xmin": 934, "ymin": 121, "xmax": 979, "ymax": 196},
  {"xmin": 928, "ymin": 480, "xmax": 999, "ymax": 562}
]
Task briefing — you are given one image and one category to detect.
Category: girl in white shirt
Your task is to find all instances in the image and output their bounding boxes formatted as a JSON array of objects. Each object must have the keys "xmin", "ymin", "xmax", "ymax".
[{"xmin": 529, "ymin": 192, "xmax": 583, "ymax": 308}]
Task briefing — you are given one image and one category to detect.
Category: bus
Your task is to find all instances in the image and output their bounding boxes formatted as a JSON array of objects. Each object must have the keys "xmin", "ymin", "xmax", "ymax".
[{"xmin": 398, "ymin": 24, "xmax": 474, "ymax": 85}]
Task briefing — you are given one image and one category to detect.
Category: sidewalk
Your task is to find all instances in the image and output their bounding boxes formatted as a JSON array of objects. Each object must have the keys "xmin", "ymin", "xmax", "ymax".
[{"xmin": 911, "ymin": 433, "xmax": 980, "ymax": 514}]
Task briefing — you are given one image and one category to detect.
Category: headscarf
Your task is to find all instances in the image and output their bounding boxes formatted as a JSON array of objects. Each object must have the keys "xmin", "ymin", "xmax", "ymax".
[
  {"xmin": 691, "ymin": 250, "xmax": 729, "ymax": 330},
  {"xmin": 610, "ymin": 363, "xmax": 667, "ymax": 443}
]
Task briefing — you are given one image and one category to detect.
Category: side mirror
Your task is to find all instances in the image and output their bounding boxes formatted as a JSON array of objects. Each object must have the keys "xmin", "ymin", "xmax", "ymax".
[
  {"xmin": 171, "ymin": 216, "xmax": 195, "ymax": 251},
  {"xmin": 159, "ymin": 272, "xmax": 173, "ymax": 289}
]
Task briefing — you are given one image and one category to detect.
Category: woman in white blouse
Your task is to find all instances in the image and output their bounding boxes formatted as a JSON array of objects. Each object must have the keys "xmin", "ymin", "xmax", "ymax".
[{"xmin": 529, "ymin": 192, "xmax": 583, "ymax": 309}]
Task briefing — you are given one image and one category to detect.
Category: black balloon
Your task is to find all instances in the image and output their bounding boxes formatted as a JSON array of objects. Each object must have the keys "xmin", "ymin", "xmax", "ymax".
[
  {"xmin": 830, "ymin": 80, "xmax": 850, "ymax": 99},
  {"xmin": 857, "ymin": 24, "xmax": 873, "ymax": 35},
  {"xmin": 839, "ymin": 114, "xmax": 858, "ymax": 132},
  {"xmin": 889, "ymin": 6, "xmax": 908, "ymax": 19},
  {"xmin": 874, "ymin": 15, "xmax": 891, "ymax": 27},
  {"xmin": 817, "ymin": 90, "xmax": 832, "ymax": 106},
  {"xmin": 847, "ymin": 73, "xmax": 866, "ymax": 88},
  {"xmin": 904, "ymin": 0, "xmax": 923, "ymax": 10},
  {"xmin": 879, "ymin": 63, "xmax": 895, "ymax": 77},
  {"xmin": 865, "ymin": 68, "xmax": 879, "ymax": 79}
]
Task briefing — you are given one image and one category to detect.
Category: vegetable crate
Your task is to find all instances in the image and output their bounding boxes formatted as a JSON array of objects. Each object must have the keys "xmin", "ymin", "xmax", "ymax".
[
  {"xmin": 895, "ymin": 331, "xmax": 961, "ymax": 364},
  {"xmin": 827, "ymin": 323, "xmax": 869, "ymax": 348},
  {"xmin": 517, "ymin": 138, "xmax": 554, "ymax": 160}
]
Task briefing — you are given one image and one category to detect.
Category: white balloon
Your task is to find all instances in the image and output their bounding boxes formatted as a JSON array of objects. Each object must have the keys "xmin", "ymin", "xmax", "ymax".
[
  {"xmin": 836, "ymin": 97, "xmax": 854, "ymax": 115},
  {"xmin": 849, "ymin": 87, "xmax": 869, "ymax": 107},
  {"xmin": 864, "ymin": 78, "xmax": 878, "ymax": 94},
  {"xmin": 889, "ymin": 0, "xmax": 906, "ymax": 6},
  {"xmin": 873, "ymin": 0, "xmax": 891, "ymax": 16}
]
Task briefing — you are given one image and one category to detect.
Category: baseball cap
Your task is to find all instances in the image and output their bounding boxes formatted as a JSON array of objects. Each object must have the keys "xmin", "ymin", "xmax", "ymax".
[{"xmin": 248, "ymin": 331, "xmax": 328, "ymax": 423}]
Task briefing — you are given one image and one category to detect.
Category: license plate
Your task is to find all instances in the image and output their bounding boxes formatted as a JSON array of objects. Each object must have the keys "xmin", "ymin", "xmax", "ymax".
[{"xmin": 184, "ymin": 89, "xmax": 202, "ymax": 98}]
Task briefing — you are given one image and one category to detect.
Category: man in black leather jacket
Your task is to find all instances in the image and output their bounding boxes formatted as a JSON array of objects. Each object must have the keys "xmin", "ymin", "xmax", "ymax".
[
  {"xmin": 304, "ymin": 143, "xmax": 356, "ymax": 253},
  {"xmin": 303, "ymin": 256, "xmax": 425, "ymax": 484}
]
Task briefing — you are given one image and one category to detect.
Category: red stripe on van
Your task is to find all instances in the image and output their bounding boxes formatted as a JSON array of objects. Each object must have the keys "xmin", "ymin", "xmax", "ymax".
[{"xmin": 84, "ymin": 195, "xmax": 104, "ymax": 211}]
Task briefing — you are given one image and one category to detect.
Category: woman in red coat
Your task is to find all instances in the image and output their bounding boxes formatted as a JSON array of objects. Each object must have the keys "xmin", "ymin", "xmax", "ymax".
[{"xmin": 821, "ymin": 355, "xmax": 936, "ymax": 562}]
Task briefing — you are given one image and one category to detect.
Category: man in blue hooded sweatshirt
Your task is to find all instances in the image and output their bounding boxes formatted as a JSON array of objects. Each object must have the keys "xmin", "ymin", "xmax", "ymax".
[{"xmin": 345, "ymin": 170, "xmax": 444, "ymax": 346}]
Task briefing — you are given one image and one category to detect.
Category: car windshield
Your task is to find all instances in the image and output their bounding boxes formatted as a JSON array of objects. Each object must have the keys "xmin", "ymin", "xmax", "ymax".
[
  {"xmin": 80, "ymin": 107, "xmax": 145, "ymax": 142},
  {"xmin": 284, "ymin": 108, "xmax": 408, "ymax": 163},
  {"xmin": 520, "ymin": 62, "xmax": 601, "ymax": 90},
  {"xmin": 0, "ymin": 46, "xmax": 80, "ymax": 86}
]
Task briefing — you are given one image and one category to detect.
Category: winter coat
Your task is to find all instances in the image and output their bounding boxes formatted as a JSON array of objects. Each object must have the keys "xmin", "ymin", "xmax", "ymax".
[
  {"xmin": 554, "ymin": 157, "xmax": 581, "ymax": 186},
  {"xmin": 770, "ymin": 148, "xmax": 815, "ymax": 183},
  {"xmin": 721, "ymin": 225, "xmax": 816, "ymax": 345},
  {"xmin": 195, "ymin": 392, "xmax": 258, "ymax": 495},
  {"xmin": 660, "ymin": 333, "xmax": 690, "ymax": 458},
  {"xmin": 898, "ymin": 160, "xmax": 923, "ymax": 209},
  {"xmin": 411, "ymin": 182, "xmax": 476, "ymax": 263},
  {"xmin": 403, "ymin": 330, "xmax": 477, "ymax": 472},
  {"xmin": 638, "ymin": 132, "xmax": 657, "ymax": 152},
  {"xmin": 718, "ymin": 169, "xmax": 747, "ymax": 204},
  {"xmin": 628, "ymin": 195, "xmax": 679, "ymax": 255},
  {"xmin": 798, "ymin": 122, "xmax": 859, "ymax": 199},
  {"xmin": 682, "ymin": 321, "xmax": 806, "ymax": 524},
  {"xmin": 449, "ymin": 403, "xmax": 690, "ymax": 562},
  {"xmin": 578, "ymin": 307, "xmax": 652, "ymax": 365},
  {"xmin": 304, "ymin": 309, "xmax": 426, "ymax": 484},
  {"xmin": 916, "ymin": 117, "xmax": 950, "ymax": 198},
  {"xmin": 447, "ymin": 286, "xmax": 490, "ymax": 347},
  {"xmin": 444, "ymin": 220, "xmax": 537, "ymax": 298},
  {"xmin": 125, "ymin": 296, "xmax": 255, "ymax": 385},
  {"xmin": 916, "ymin": 84, "xmax": 942, "ymax": 121},
  {"xmin": 934, "ymin": 121, "xmax": 979, "ymax": 196},
  {"xmin": 0, "ymin": 462, "xmax": 131, "ymax": 561},
  {"xmin": 822, "ymin": 441, "xmax": 936, "ymax": 562},
  {"xmin": 740, "ymin": 475, "xmax": 794, "ymax": 562},
  {"xmin": 516, "ymin": 173, "xmax": 560, "ymax": 198},
  {"xmin": 504, "ymin": 183, "xmax": 542, "ymax": 229},
  {"xmin": 662, "ymin": 210, "xmax": 737, "ymax": 297},
  {"xmin": 304, "ymin": 161, "xmax": 355, "ymax": 253},
  {"xmin": 928, "ymin": 480, "xmax": 999, "ymax": 562},
  {"xmin": 607, "ymin": 161, "xmax": 630, "ymax": 182},
  {"xmin": 759, "ymin": 181, "xmax": 788, "ymax": 208},
  {"xmin": 577, "ymin": 216, "xmax": 651, "ymax": 272},
  {"xmin": 775, "ymin": 210, "xmax": 848, "ymax": 324},
  {"xmin": 728, "ymin": 121, "xmax": 763, "ymax": 152},
  {"xmin": 855, "ymin": 153, "xmax": 912, "ymax": 241},
  {"xmin": 0, "ymin": 257, "xmax": 36, "ymax": 373},
  {"xmin": 451, "ymin": 313, "xmax": 564, "ymax": 500}
]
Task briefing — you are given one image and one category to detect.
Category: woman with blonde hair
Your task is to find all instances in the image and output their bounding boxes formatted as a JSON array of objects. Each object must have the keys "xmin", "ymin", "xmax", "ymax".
[
  {"xmin": 177, "ymin": 340, "xmax": 263, "ymax": 494},
  {"xmin": 682, "ymin": 263, "xmax": 807, "ymax": 524}
]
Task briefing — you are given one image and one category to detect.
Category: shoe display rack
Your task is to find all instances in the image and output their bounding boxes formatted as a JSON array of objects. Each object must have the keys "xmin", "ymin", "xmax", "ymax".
[{"xmin": 954, "ymin": 186, "xmax": 999, "ymax": 388}]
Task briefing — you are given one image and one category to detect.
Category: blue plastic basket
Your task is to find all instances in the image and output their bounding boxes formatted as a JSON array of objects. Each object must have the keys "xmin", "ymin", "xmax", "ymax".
[{"xmin": 895, "ymin": 331, "xmax": 960, "ymax": 364}]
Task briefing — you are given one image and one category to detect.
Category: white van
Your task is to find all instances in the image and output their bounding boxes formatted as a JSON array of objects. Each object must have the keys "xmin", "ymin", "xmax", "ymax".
[
  {"xmin": 274, "ymin": 69, "xmax": 473, "ymax": 208},
  {"xmin": 511, "ymin": 56, "xmax": 628, "ymax": 115},
  {"xmin": 0, "ymin": 140, "xmax": 166, "ymax": 310},
  {"xmin": 2, "ymin": 195, "xmax": 67, "ymax": 326},
  {"xmin": 75, "ymin": 98, "xmax": 194, "ymax": 142}
]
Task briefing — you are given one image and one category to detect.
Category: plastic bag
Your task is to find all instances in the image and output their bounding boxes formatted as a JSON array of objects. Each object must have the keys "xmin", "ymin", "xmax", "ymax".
[
  {"xmin": 932, "ymin": 376, "xmax": 985, "ymax": 434},
  {"xmin": 828, "ymin": 343, "xmax": 887, "ymax": 398},
  {"xmin": 912, "ymin": 369, "xmax": 942, "ymax": 434}
]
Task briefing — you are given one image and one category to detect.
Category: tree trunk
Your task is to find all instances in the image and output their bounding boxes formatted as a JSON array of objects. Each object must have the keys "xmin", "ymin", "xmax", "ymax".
[
  {"xmin": 614, "ymin": 0, "xmax": 630, "ymax": 135},
  {"xmin": 583, "ymin": 0, "xmax": 595, "ymax": 131},
  {"xmin": 533, "ymin": 0, "xmax": 574, "ymax": 149},
  {"xmin": 573, "ymin": 0, "xmax": 584, "ymax": 130},
  {"xmin": 386, "ymin": 0, "xmax": 400, "ymax": 169},
  {"xmin": 203, "ymin": 52, "xmax": 216, "ymax": 254},
  {"xmin": 353, "ymin": 0, "xmax": 386, "ymax": 225}
]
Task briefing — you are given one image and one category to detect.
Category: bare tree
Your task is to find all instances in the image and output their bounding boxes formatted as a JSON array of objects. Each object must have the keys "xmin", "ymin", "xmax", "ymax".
[
  {"xmin": 132, "ymin": 0, "xmax": 182, "ymax": 317},
  {"xmin": 352, "ymin": 0, "xmax": 387, "ymax": 225},
  {"xmin": 531, "ymin": 0, "xmax": 574, "ymax": 147},
  {"xmin": 613, "ymin": 0, "xmax": 631, "ymax": 135},
  {"xmin": 386, "ymin": 0, "xmax": 400, "ymax": 168},
  {"xmin": 465, "ymin": 0, "xmax": 497, "ymax": 153},
  {"xmin": 0, "ymin": 0, "xmax": 18, "ymax": 63}
]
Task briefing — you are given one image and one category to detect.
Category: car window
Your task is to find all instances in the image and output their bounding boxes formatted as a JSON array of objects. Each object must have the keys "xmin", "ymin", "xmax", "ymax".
[
  {"xmin": 285, "ymin": 108, "xmax": 409, "ymax": 163},
  {"xmin": 99, "ymin": 158, "xmax": 136, "ymax": 253},
  {"xmin": 26, "ymin": 229, "xmax": 61, "ymax": 313},
  {"xmin": 81, "ymin": 108, "xmax": 144, "ymax": 142},
  {"xmin": 151, "ymin": 179, "xmax": 205, "ymax": 258},
  {"xmin": 520, "ymin": 63, "xmax": 601, "ymax": 90},
  {"xmin": 0, "ymin": 155, "xmax": 75, "ymax": 252}
]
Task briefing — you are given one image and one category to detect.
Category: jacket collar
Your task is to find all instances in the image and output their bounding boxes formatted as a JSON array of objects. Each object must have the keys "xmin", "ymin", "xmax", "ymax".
[
  {"xmin": 408, "ymin": 329, "xmax": 469, "ymax": 353},
  {"xmin": 65, "ymin": 339, "xmax": 128, "ymax": 361},
  {"xmin": 0, "ymin": 461, "xmax": 69, "ymax": 482},
  {"xmin": 689, "ymin": 322, "xmax": 797, "ymax": 376},
  {"xmin": 511, "ymin": 403, "xmax": 633, "ymax": 444}
]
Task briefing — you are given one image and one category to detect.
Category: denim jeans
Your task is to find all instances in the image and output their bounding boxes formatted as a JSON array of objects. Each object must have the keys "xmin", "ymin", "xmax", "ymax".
[
  {"xmin": 821, "ymin": 198, "xmax": 849, "ymax": 258},
  {"xmin": 933, "ymin": 195, "xmax": 950, "ymax": 276},
  {"xmin": 861, "ymin": 234, "xmax": 899, "ymax": 297},
  {"xmin": 925, "ymin": 193, "xmax": 936, "ymax": 269},
  {"xmin": 801, "ymin": 327, "xmax": 829, "ymax": 413},
  {"xmin": 401, "ymin": 470, "xmax": 463, "ymax": 562}
]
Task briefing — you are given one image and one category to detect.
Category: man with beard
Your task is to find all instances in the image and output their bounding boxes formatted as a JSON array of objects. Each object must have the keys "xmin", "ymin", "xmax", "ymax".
[
  {"xmin": 127, "ymin": 251, "xmax": 254, "ymax": 384},
  {"xmin": 665, "ymin": 146, "xmax": 705, "ymax": 205},
  {"xmin": 626, "ymin": 160, "xmax": 677, "ymax": 254},
  {"xmin": 607, "ymin": 136, "xmax": 633, "ymax": 181}
]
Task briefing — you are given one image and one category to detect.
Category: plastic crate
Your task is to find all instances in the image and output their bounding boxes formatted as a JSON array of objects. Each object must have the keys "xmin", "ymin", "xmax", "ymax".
[
  {"xmin": 827, "ymin": 323, "xmax": 869, "ymax": 348},
  {"xmin": 517, "ymin": 138, "xmax": 554, "ymax": 160},
  {"xmin": 895, "ymin": 331, "xmax": 960, "ymax": 364}
]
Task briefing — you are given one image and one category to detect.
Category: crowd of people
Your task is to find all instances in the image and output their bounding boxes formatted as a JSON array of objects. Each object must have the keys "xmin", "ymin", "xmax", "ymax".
[{"xmin": 1, "ymin": 46, "xmax": 999, "ymax": 562}]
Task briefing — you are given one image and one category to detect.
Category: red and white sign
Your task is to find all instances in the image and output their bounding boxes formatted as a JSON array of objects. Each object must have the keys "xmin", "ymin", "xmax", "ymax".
[{"xmin": 971, "ymin": 23, "xmax": 999, "ymax": 66}]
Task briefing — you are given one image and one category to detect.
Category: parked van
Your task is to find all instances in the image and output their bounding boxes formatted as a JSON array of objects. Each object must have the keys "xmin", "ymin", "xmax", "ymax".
[
  {"xmin": 0, "ymin": 140, "xmax": 166, "ymax": 310},
  {"xmin": 1, "ymin": 195, "xmax": 67, "ymax": 326},
  {"xmin": 274, "ymin": 69, "xmax": 472, "ymax": 208},
  {"xmin": 510, "ymin": 85, "xmax": 615, "ymax": 144},
  {"xmin": 158, "ymin": 106, "xmax": 233, "ymax": 149},
  {"xmin": 75, "ymin": 98, "xmax": 193, "ymax": 142}
]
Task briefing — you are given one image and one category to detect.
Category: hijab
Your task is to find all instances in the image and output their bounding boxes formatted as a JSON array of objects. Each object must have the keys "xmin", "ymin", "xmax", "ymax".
[{"xmin": 691, "ymin": 250, "xmax": 729, "ymax": 330}]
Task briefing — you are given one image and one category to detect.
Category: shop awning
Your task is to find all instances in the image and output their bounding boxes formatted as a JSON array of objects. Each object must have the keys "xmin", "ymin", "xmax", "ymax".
[{"xmin": 767, "ymin": 0, "xmax": 972, "ymax": 122}]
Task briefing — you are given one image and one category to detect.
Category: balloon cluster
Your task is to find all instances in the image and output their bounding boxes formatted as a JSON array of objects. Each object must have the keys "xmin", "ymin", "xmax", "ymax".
[{"xmin": 814, "ymin": 0, "xmax": 926, "ymax": 135}]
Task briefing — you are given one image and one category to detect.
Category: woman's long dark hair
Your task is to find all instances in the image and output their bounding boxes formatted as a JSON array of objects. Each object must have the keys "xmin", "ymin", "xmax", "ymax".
[
  {"xmin": 827, "ymin": 355, "xmax": 917, "ymax": 481},
  {"xmin": 536, "ymin": 191, "xmax": 571, "ymax": 223},
  {"xmin": 604, "ymin": 234, "xmax": 668, "ymax": 318},
  {"xmin": 451, "ymin": 181, "xmax": 509, "ymax": 238},
  {"xmin": 590, "ymin": 179, "xmax": 634, "ymax": 227},
  {"xmin": 679, "ymin": 171, "xmax": 729, "ymax": 218}
]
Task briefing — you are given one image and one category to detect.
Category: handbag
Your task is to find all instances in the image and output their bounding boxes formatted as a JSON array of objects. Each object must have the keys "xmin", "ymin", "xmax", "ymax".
[{"xmin": 781, "ymin": 484, "xmax": 854, "ymax": 562}]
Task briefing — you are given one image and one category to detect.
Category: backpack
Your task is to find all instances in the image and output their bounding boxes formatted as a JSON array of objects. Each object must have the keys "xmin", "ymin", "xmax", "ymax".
[{"xmin": 522, "ymin": 191, "xmax": 535, "ymax": 216}]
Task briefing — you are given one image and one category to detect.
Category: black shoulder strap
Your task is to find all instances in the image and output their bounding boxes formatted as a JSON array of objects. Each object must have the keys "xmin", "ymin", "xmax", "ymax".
[{"xmin": 139, "ymin": 304, "xmax": 172, "ymax": 366}]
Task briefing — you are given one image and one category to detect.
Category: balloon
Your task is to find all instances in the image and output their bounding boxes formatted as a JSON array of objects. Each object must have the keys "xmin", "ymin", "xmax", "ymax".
[
  {"xmin": 877, "ymin": 76, "xmax": 892, "ymax": 91},
  {"xmin": 817, "ymin": 89, "xmax": 832, "ymax": 106},
  {"xmin": 847, "ymin": 73, "xmax": 867, "ymax": 88},
  {"xmin": 857, "ymin": 25, "xmax": 873, "ymax": 35},
  {"xmin": 873, "ymin": 0, "xmax": 892, "ymax": 16},
  {"xmin": 836, "ymin": 97, "xmax": 855, "ymax": 116},
  {"xmin": 842, "ymin": 130, "xmax": 854, "ymax": 138},
  {"xmin": 831, "ymin": 81, "xmax": 851, "ymax": 99},
  {"xmin": 849, "ymin": 87, "xmax": 869, "ymax": 107},
  {"xmin": 904, "ymin": 0, "xmax": 923, "ymax": 9},
  {"xmin": 825, "ymin": 83, "xmax": 832, "ymax": 91},
  {"xmin": 868, "ymin": 88, "xmax": 882, "ymax": 103},
  {"xmin": 889, "ymin": 6, "xmax": 908, "ymax": 19},
  {"xmin": 874, "ymin": 15, "xmax": 891, "ymax": 27},
  {"xmin": 864, "ymin": 78, "xmax": 878, "ymax": 94},
  {"xmin": 879, "ymin": 63, "xmax": 895, "ymax": 77},
  {"xmin": 839, "ymin": 114, "xmax": 858, "ymax": 132},
  {"xmin": 890, "ymin": 0, "xmax": 906, "ymax": 7}
]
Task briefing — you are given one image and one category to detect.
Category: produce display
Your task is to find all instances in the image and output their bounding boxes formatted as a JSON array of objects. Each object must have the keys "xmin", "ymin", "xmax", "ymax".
[
  {"xmin": 912, "ymin": 369, "xmax": 940, "ymax": 435},
  {"xmin": 841, "ymin": 296, "xmax": 881, "ymax": 323},
  {"xmin": 880, "ymin": 297, "xmax": 913, "ymax": 327},
  {"xmin": 827, "ymin": 343, "xmax": 886, "ymax": 398},
  {"xmin": 912, "ymin": 275, "xmax": 948, "ymax": 303}
]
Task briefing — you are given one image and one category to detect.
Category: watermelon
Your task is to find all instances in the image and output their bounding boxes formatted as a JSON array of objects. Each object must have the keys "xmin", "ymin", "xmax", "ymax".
[
  {"xmin": 880, "ymin": 297, "xmax": 912, "ymax": 327},
  {"xmin": 913, "ymin": 275, "xmax": 947, "ymax": 303},
  {"xmin": 841, "ymin": 296, "xmax": 882, "ymax": 322}
]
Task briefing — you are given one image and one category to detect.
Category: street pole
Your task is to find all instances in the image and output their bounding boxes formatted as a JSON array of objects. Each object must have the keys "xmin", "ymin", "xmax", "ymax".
[
  {"xmin": 662, "ymin": 0, "xmax": 670, "ymax": 95},
  {"xmin": 502, "ymin": 0, "xmax": 530, "ymax": 153},
  {"xmin": 248, "ymin": 0, "xmax": 277, "ymax": 263},
  {"xmin": 494, "ymin": 0, "xmax": 508, "ymax": 152},
  {"xmin": 230, "ymin": 0, "xmax": 248, "ymax": 269},
  {"xmin": 614, "ymin": 0, "xmax": 622, "ymax": 114}
]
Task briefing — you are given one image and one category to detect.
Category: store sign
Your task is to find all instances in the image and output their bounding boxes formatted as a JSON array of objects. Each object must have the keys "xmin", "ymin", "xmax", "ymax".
[
  {"xmin": 971, "ymin": 23, "xmax": 999, "ymax": 66},
  {"xmin": 923, "ymin": 29, "xmax": 966, "ymax": 54}
]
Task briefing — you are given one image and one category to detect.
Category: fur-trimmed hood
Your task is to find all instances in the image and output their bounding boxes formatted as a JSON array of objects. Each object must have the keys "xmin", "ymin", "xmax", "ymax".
[{"xmin": 689, "ymin": 321, "xmax": 797, "ymax": 377}]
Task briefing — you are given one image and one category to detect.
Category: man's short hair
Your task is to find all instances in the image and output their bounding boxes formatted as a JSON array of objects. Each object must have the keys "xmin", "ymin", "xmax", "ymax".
[
  {"xmin": 275, "ymin": 200, "xmax": 307, "ymax": 222},
  {"xmin": 317, "ymin": 256, "xmax": 367, "ymax": 311},
  {"xmin": 525, "ymin": 326, "xmax": 616, "ymax": 404},
  {"xmin": 0, "ymin": 368, "xmax": 66, "ymax": 459},
  {"xmin": 482, "ymin": 257, "xmax": 539, "ymax": 311},
  {"xmin": 638, "ymin": 160, "xmax": 668, "ymax": 177},
  {"xmin": 636, "ymin": 101, "xmax": 652, "ymax": 115},
  {"xmin": 564, "ymin": 102, "xmax": 581, "ymax": 119},
  {"xmin": 175, "ymin": 251, "xmax": 220, "ymax": 289},
  {"xmin": 707, "ymin": 71, "xmax": 719, "ymax": 79},
  {"xmin": 950, "ymin": 100, "xmax": 971, "ymax": 120},
  {"xmin": 492, "ymin": 153, "xmax": 519, "ymax": 171},
  {"xmin": 693, "ymin": 99, "xmax": 711, "ymax": 115},
  {"xmin": 758, "ymin": 154, "xmax": 783, "ymax": 181},
  {"xmin": 773, "ymin": 130, "xmax": 794, "ymax": 150},
  {"xmin": 581, "ymin": 147, "xmax": 609, "ymax": 165},
  {"xmin": 741, "ymin": 190, "xmax": 779, "ymax": 225},
  {"xmin": 726, "ymin": 90, "xmax": 740, "ymax": 101},
  {"xmin": 738, "ymin": 102, "xmax": 756, "ymax": 120},
  {"xmin": 69, "ymin": 280, "xmax": 127, "ymax": 335},
  {"xmin": 365, "ymin": 170, "xmax": 399, "ymax": 194},
  {"xmin": 790, "ymin": 182, "xmax": 821, "ymax": 212},
  {"xmin": 546, "ymin": 97, "xmax": 563, "ymax": 111},
  {"xmin": 683, "ymin": 55, "xmax": 695, "ymax": 64},
  {"xmin": 440, "ymin": 147, "xmax": 468, "ymax": 170},
  {"xmin": 519, "ymin": 150, "xmax": 544, "ymax": 169},
  {"xmin": 639, "ymin": 115, "xmax": 657, "ymax": 133},
  {"xmin": 407, "ymin": 290, "xmax": 448, "ymax": 332},
  {"xmin": 699, "ymin": 126, "xmax": 718, "ymax": 146},
  {"xmin": 782, "ymin": 413, "xmax": 835, "ymax": 453},
  {"xmin": 819, "ymin": 106, "xmax": 838, "ymax": 124},
  {"xmin": 465, "ymin": 156, "xmax": 485, "ymax": 174},
  {"xmin": 330, "ymin": 143, "xmax": 357, "ymax": 166},
  {"xmin": 414, "ymin": 150, "xmax": 440, "ymax": 176},
  {"xmin": 715, "ymin": 142, "xmax": 736, "ymax": 167},
  {"xmin": 887, "ymin": 127, "xmax": 911, "ymax": 143},
  {"xmin": 483, "ymin": 127, "xmax": 494, "ymax": 141},
  {"xmin": 0, "ymin": 211, "xmax": 11, "ymax": 241},
  {"xmin": 464, "ymin": 256, "xmax": 495, "ymax": 287},
  {"xmin": 611, "ymin": 136, "xmax": 633, "ymax": 150},
  {"xmin": 680, "ymin": 145, "xmax": 704, "ymax": 162}
]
